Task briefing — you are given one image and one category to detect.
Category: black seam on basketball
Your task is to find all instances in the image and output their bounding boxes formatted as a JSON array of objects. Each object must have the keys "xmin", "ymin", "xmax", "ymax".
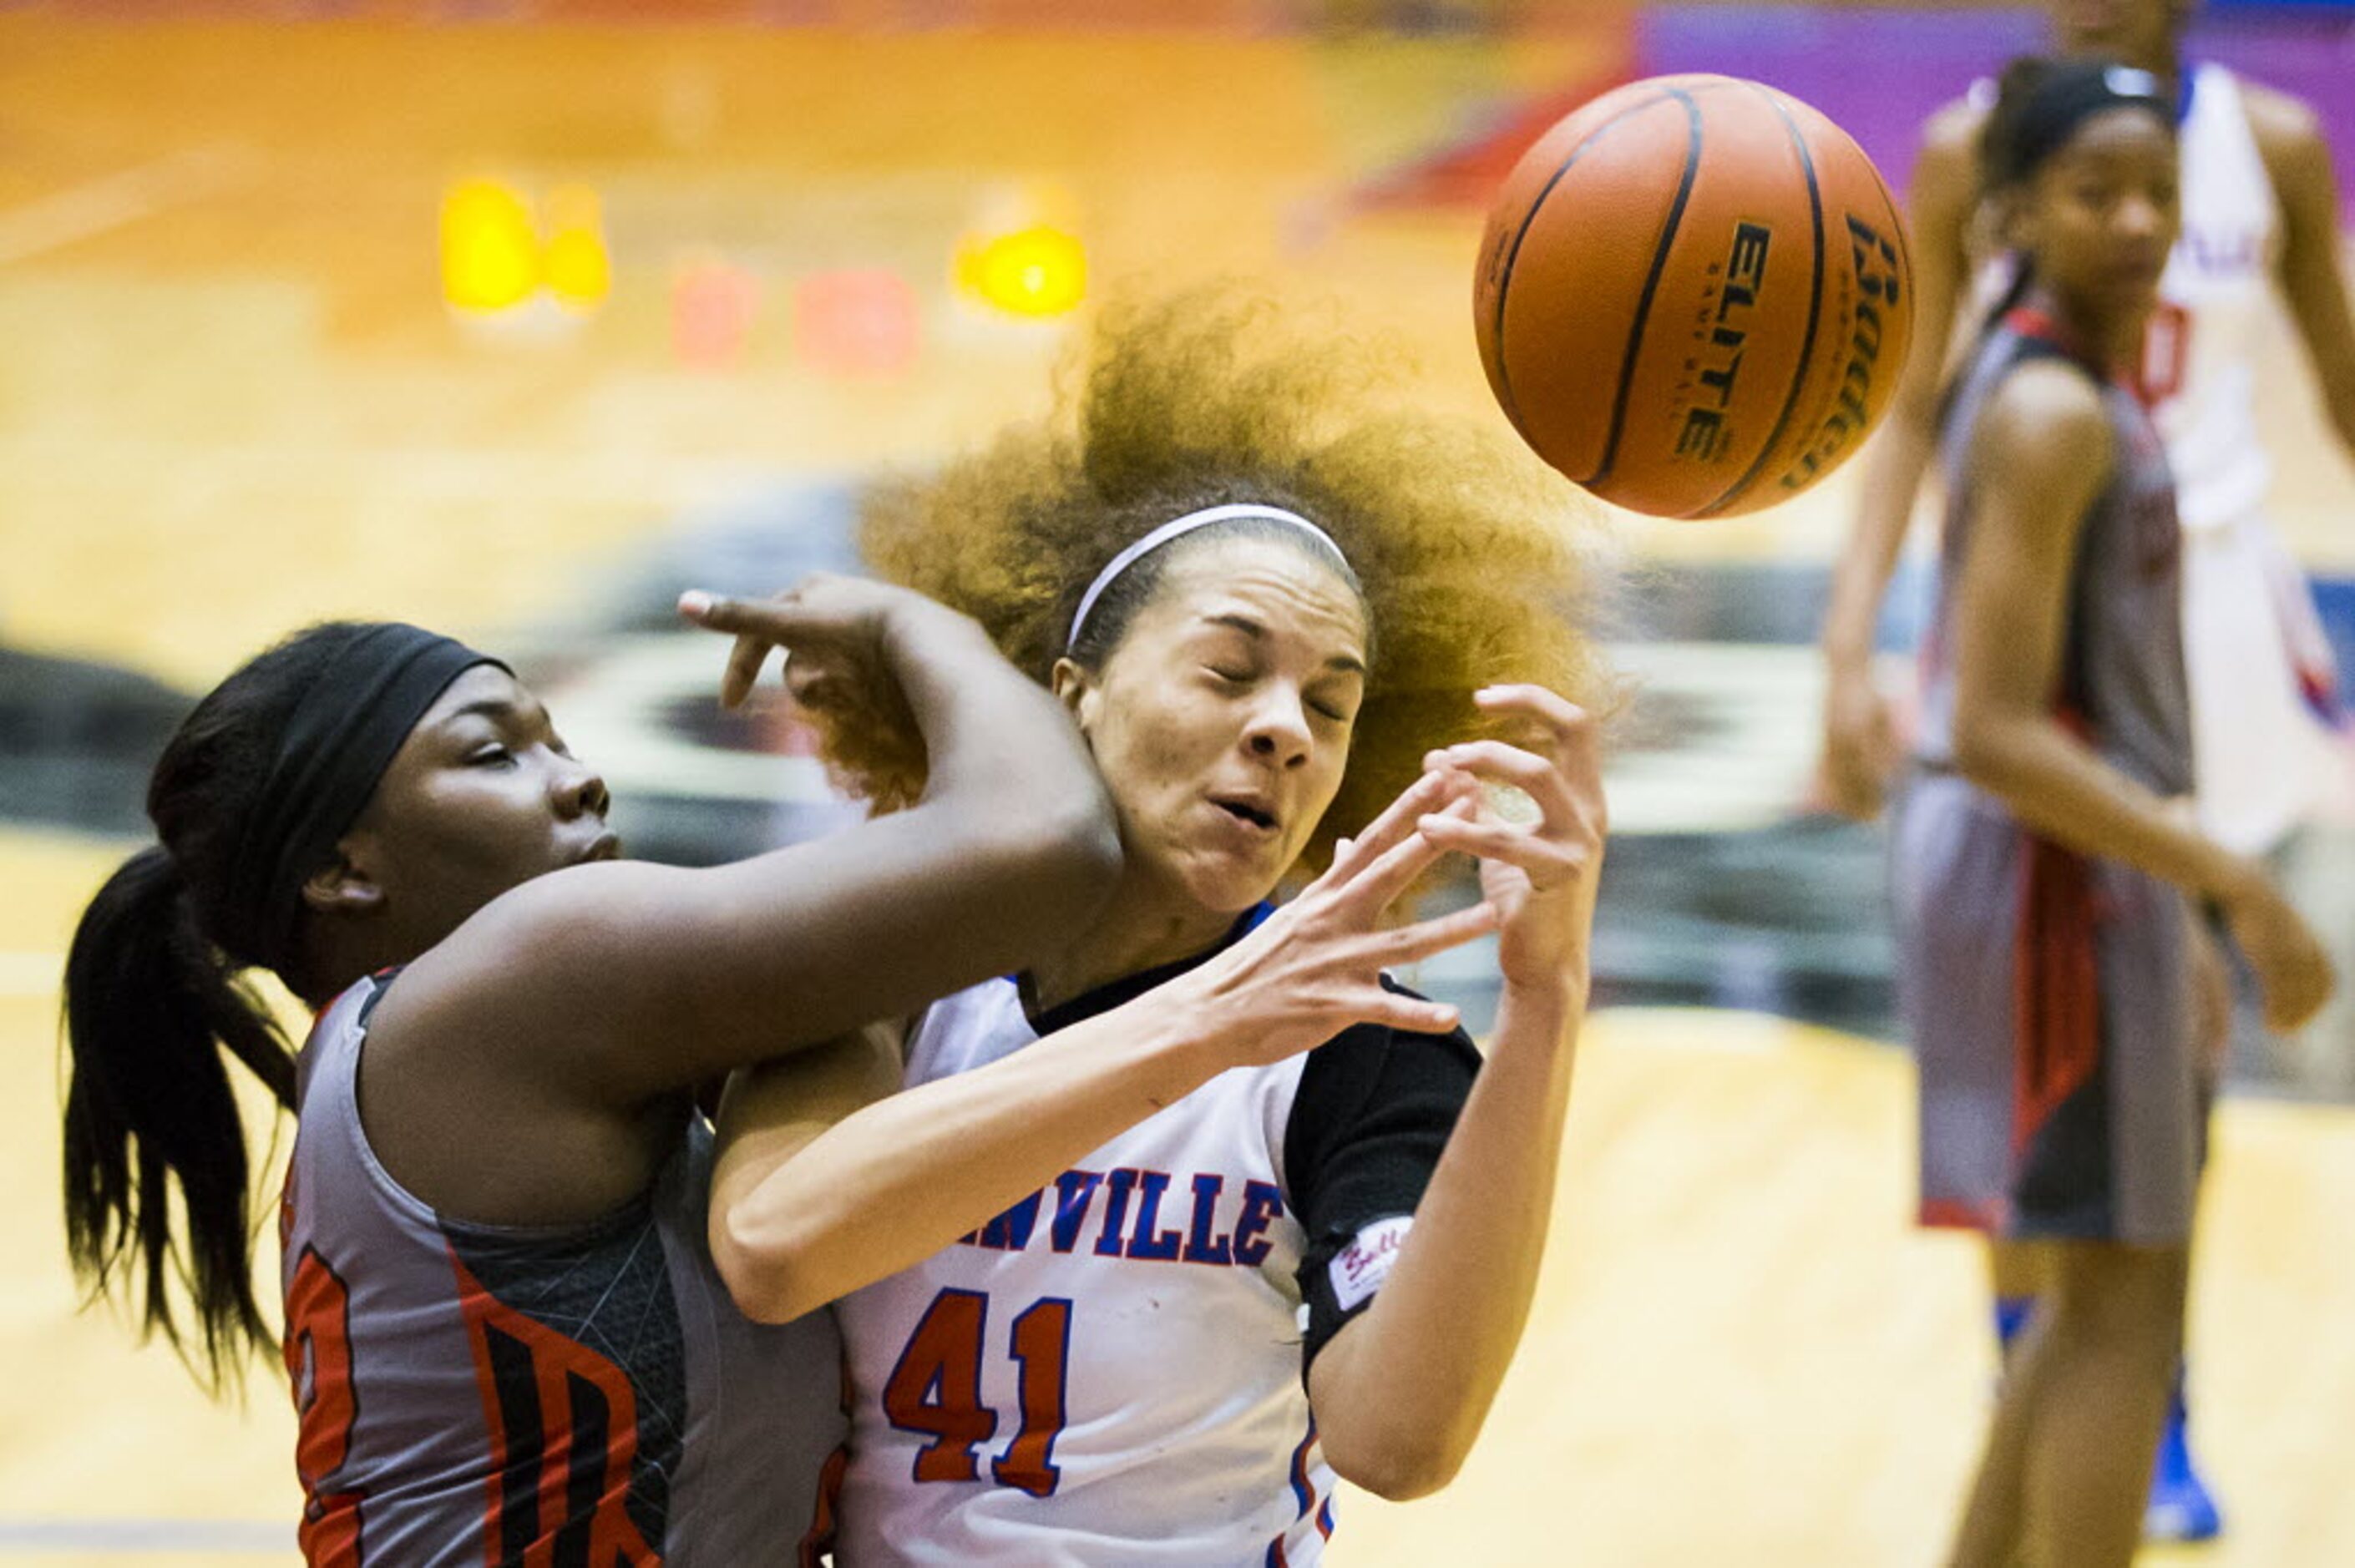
[
  {"xmin": 1699, "ymin": 83, "xmax": 1827, "ymax": 518},
  {"xmin": 1486, "ymin": 87, "xmax": 1683, "ymax": 444},
  {"xmin": 1877, "ymin": 167, "xmax": 1912, "ymax": 286},
  {"xmin": 1587, "ymin": 88, "xmax": 1704, "ymax": 489}
]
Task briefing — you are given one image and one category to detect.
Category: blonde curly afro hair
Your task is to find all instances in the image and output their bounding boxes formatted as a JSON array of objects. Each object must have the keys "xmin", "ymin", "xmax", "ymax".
[{"xmin": 810, "ymin": 290, "xmax": 1613, "ymax": 879}]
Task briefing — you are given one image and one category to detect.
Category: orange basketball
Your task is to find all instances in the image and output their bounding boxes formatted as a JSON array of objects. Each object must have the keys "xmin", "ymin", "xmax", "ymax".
[{"xmin": 1475, "ymin": 73, "xmax": 1913, "ymax": 519}]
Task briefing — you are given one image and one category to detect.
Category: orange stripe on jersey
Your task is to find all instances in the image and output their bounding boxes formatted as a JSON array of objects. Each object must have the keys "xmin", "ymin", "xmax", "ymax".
[
  {"xmin": 1262, "ymin": 1416, "xmax": 1323, "ymax": 1566},
  {"xmin": 447, "ymin": 1245, "xmax": 662, "ymax": 1567},
  {"xmin": 796, "ymin": 1444, "xmax": 848, "ymax": 1568},
  {"xmin": 285, "ymin": 1246, "xmax": 363, "ymax": 1566},
  {"xmin": 797, "ymin": 1353, "xmax": 853, "ymax": 1568},
  {"xmin": 2011, "ymin": 834, "xmax": 2102, "ymax": 1161},
  {"xmin": 1919, "ymin": 1194, "xmax": 2010, "ymax": 1232}
]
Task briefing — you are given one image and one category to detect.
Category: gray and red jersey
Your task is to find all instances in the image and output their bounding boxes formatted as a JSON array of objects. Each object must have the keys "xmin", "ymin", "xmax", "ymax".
[
  {"xmin": 278, "ymin": 973, "xmax": 843, "ymax": 1565},
  {"xmin": 1959, "ymin": 65, "xmax": 2343, "ymax": 854},
  {"xmin": 1915, "ymin": 309, "xmax": 2190, "ymax": 802},
  {"xmin": 1898, "ymin": 312, "xmax": 2202, "ymax": 1245}
]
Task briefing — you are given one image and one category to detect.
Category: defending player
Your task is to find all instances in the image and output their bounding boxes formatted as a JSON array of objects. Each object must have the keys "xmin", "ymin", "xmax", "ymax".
[
  {"xmin": 59, "ymin": 576, "xmax": 1494, "ymax": 1561},
  {"xmin": 1819, "ymin": 0, "xmax": 2355, "ymax": 1538},
  {"xmin": 1894, "ymin": 60, "xmax": 2327, "ymax": 1566},
  {"xmin": 714, "ymin": 295, "xmax": 1608, "ymax": 1562}
]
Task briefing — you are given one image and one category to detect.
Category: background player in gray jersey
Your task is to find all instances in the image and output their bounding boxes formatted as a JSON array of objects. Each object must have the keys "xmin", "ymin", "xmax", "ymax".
[
  {"xmin": 1824, "ymin": 6, "xmax": 2355, "ymax": 1537},
  {"xmin": 1895, "ymin": 61, "xmax": 2328, "ymax": 1568}
]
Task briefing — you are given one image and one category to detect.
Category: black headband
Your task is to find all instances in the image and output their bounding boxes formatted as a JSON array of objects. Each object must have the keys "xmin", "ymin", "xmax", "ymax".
[
  {"xmin": 223, "ymin": 624, "xmax": 504, "ymax": 972},
  {"xmin": 1988, "ymin": 62, "xmax": 2174, "ymax": 189}
]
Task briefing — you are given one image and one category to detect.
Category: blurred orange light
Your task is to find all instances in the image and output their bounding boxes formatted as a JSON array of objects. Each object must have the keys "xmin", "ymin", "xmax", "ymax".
[
  {"xmin": 440, "ymin": 178, "xmax": 539, "ymax": 313},
  {"xmin": 960, "ymin": 225, "xmax": 1086, "ymax": 318},
  {"xmin": 542, "ymin": 184, "xmax": 611, "ymax": 311}
]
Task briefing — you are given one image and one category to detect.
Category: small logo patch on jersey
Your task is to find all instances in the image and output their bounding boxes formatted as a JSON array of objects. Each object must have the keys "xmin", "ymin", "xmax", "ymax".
[{"xmin": 1329, "ymin": 1216, "xmax": 1414, "ymax": 1313}]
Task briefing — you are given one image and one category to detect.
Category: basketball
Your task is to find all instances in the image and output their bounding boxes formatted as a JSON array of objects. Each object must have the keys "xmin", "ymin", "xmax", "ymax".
[{"xmin": 1475, "ymin": 73, "xmax": 1913, "ymax": 519}]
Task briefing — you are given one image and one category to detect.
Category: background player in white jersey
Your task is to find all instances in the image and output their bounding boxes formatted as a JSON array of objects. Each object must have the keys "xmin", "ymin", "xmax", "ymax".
[
  {"xmin": 58, "ymin": 576, "xmax": 1495, "ymax": 1563},
  {"xmin": 715, "ymin": 295, "xmax": 1608, "ymax": 1564},
  {"xmin": 1817, "ymin": 0, "xmax": 2355, "ymax": 1542}
]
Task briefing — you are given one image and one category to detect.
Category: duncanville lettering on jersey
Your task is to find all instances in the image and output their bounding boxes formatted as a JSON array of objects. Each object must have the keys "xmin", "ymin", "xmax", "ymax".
[
  {"xmin": 2173, "ymin": 225, "xmax": 2264, "ymax": 276},
  {"xmin": 956, "ymin": 1168, "xmax": 1285, "ymax": 1267}
]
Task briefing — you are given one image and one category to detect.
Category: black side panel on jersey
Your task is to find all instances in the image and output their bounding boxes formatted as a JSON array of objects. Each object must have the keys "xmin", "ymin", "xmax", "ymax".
[
  {"xmin": 444, "ymin": 1201, "xmax": 686, "ymax": 1563},
  {"xmin": 1285, "ymin": 977, "xmax": 1481, "ymax": 1374}
]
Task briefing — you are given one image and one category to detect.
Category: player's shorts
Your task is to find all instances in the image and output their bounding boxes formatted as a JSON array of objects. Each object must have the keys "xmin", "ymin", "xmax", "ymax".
[{"xmin": 1893, "ymin": 771, "xmax": 2204, "ymax": 1247}]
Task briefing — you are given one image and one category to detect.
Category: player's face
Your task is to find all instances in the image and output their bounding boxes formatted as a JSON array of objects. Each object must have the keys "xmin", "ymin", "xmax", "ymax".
[
  {"xmin": 1060, "ymin": 536, "xmax": 1369, "ymax": 918},
  {"xmin": 333, "ymin": 665, "xmax": 617, "ymax": 947},
  {"xmin": 2049, "ymin": 0, "xmax": 2193, "ymax": 66},
  {"xmin": 2019, "ymin": 108, "xmax": 2180, "ymax": 331}
]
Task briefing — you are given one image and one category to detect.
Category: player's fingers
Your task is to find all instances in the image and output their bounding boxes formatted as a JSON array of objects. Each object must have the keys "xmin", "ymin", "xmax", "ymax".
[
  {"xmin": 1367, "ymin": 898, "xmax": 1502, "ymax": 967},
  {"xmin": 1818, "ymin": 748, "xmax": 1859, "ymax": 817},
  {"xmin": 1836, "ymin": 772, "xmax": 1885, "ymax": 822},
  {"xmin": 679, "ymin": 589, "xmax": 792, "ymax": 636},
  {"xmin": 2257, "ymin": 945, "xmax": 2328, "ymax": 1034},
  {"xmin": 2266, "ymin": 986, "xmax": 2322, "ymax": 1034},
  {"xmin": 1326, "ymin": 986, "xmax": 1462, "ymax": 1038},
  {"xmin": 783, "ymin": 658, "xmax": 850, "ymax": 713},
  {"xmin": 1321, "ymin": 770, "xmax": 1461, "ymax": 883},
  {"xmin": 2296, "ymin": 950, "xmax": 2336, "ymax": 1028},
  {"xmin": 1425, "ymin": 740, "xmax": 1578, "ymax": 831},
  {"xmin": 1475, "ymin": 685, "xmax": 1593, "ymax": 754},
  {"xmin": 1414, "ymin": 810, "xmax": 1581, "ymax": 868},
  {"xmin": 729, "ymin": 634, "xmax": 782, "ymax": 710},
  {"xmin": 1479, "ymin": 686, "xmax": 1607, "ymax": 825},
  {"xmin": 1323, "ymin": 822, "xmax": 1451, "ymax": 916},
  {"xmin": 1430, "ymin": 780, "xmax": 1481, "ymax": 817},
  {"xmin": 681, "ymin": 582, "xmax": 869, "ymax": 644},
  {"xmin": 680, "ymin": 593, "xmax": 789, "ymax": 709}
]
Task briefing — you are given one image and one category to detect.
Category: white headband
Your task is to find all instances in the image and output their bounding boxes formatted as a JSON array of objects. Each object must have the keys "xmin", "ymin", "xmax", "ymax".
[{"xmin": 1066, "ymin": 503, "xmax": 1348, "ymax": 650}]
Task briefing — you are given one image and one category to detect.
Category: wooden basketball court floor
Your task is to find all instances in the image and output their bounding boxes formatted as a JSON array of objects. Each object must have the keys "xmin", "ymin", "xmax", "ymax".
[{"xmin": 4, "ymin": 13, "xmax": 2353, "ymax": 1564}]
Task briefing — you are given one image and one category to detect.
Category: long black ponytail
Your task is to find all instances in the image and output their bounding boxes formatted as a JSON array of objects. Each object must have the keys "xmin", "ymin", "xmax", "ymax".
[
  {"xmin": 60, "ymin": 623, "xmax": 378, "ymax": 1390},
  {"xmin": 63, "ymin": 845, "xmax": 296, "ymax": 1387}
]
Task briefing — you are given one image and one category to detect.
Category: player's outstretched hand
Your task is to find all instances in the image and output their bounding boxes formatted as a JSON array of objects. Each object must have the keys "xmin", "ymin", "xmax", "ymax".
[
  {"xmin": 2223, "ymin": 874, "xmax": 2335, "ymax": 1034},
  {"xmin": 677, "ymin": 573, "xmax": 967, "ymax": 711},
  {"xmin": 1821, "ymin": 665, "xmax": 1900, "ymax": 820},
  {"xmin": 1808, "ymin": 659, "xmax": 1902, "ymax": 819},
  {"xmin": 1167, "ymin": 769, "xmax": 1501, "ymax": 1067},
  {"xmin": 1412, "ymin": 685, "xmax": 1608, "ymax": 999}
]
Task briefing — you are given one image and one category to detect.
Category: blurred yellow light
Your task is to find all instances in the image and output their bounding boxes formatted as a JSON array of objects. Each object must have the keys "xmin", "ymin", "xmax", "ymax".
[
  {"xmin": 964, "ymin": 225, "xmax": 1086, "ymax": 318},
  {"xmin": 440, "ymin": 178, "xmax": 539, "ymax": 312},
  {"xmin": 542, "ymin": 184, "xmax": 611, "ymax": 310}
]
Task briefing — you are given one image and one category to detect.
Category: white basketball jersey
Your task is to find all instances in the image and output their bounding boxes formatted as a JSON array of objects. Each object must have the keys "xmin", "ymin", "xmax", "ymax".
[
  {"xmin": 833, "ymin": 978, "xmax": 1340, "ymax": 1566},
  {"xmin": 2145, "ymin": 63, "xmax": 2280, "ymax": 532}
]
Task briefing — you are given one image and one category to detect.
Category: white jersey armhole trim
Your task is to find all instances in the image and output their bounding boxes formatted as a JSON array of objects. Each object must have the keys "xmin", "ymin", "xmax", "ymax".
[{"xmin": 322, "ymin": 980, "xmax": 654, "ymax": 1245}]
